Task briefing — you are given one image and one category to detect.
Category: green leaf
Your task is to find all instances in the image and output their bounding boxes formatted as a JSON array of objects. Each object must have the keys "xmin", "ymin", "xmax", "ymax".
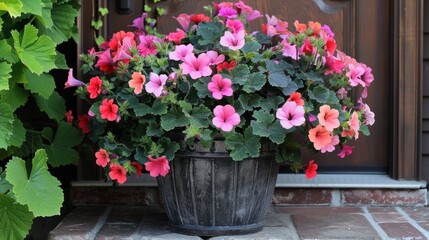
[
  {"xmin": 0, "ymin": 40, "xmax": 12, "ymax": 61},
  {"xmin": 242, "ymin": 72, "xmax": 266, "ymax": 93},
  {"xmin": 0, "ymin": 61, "xmax": 12, "ymax": 91},
  {"xmin": 98, "ymin": 7, "xmax": 109, "ymax": 16},
  {"xmin": 0, "ymin": 0, "xmax": 23, "ymax": 17},
  {"xmin": 0, "ymin": 169, "xmax": 12, "ymax": 194},
  {"xmin": 266, "ymin": 60, "xmax": 297, "ymax": 93},
  {"xmin": 41, "ymin": 127, "xmax": 54, "ymax": 143},
  {"xmin": 45, "ymin": 122, "xmax": 83, "ymax": 167},
  {"xmin": 308, "ymin": 85, "xmax": 331, "ymax": 103},
  {"xmin": 360, "ymin": 124, "xmax": 370, "ymax": 136},
  {"xmin": 0, "ymin": 18, "xmax": 2, "ymax": 32},
  {"xmin": 10, "ymin": 131, "xmax": 43, "ymax": 159},
  {"xmin": 241, "ymin": 40, "xmax": 262, "ymax": 54},
  {"xmin": 23, "ymin": 70, "xmax": 55, "ymax": 99},
  {"xmin": 225, "ymin": 127, "xmax": 261, "ymax": 161},
  {"xmin": 37, "ymin": 2, "xmax": 79, "ymax": 44},
  {"xmin": 134, "ymin": 103, "xmax": 151, "ymax": 116},
  {"xmin": 193, "ymin": 77, "xmax": 211, "ymax": 98},
  {"xmin": 21, "ymin": 0, "xmax": 43, "ymax": 16},
  {"xmin": 5, "ymin": 149, "xmax": 64, "ymax": 217},
  {"xmin": 160, "ymin": 108, "xmax": 188, "ymax": 131},
  {"xmin": 0, "ymin": 103, "xmax": 14, "ymax": 149},
  {"xmin": 257, "ymin": 95, "xmax": 284, "ymax": 112},
  {"xmin": 250, "ymin": 110, "xmax": 289, "ymax": 144},
  {"xmin": 34, "ymin": 91, "xmax": 66, "ymax": 121},
  {"xmin": 0, "ymin": 194, "xmax": 34, "ymax": 240},
  {"xmin": 185, "ymin": 105, "xmax": 211, "ymax": 128},
  {"xmin": 54, "ymin": 52, "xmax": 69, "ymax": 69},
  {"xmin": 158, "ymin": 137, "xmax": 180, "ymax": 161},
  {"xmin": 35, "ymin": 0, "xmax": 53, "ymax": 28},
  {"xmin": 146, "ymin": 122, "xmax": 164, "ymax": 137},
  {"xmin": 12, "ymin": 24, "xmax": 56, "ymax": 74},
  {"xmin": 196, "ymin": 21, "xmax": 223, "ymax": 46},
  {"xmin": 238, "ymin": 94, "xmax": 261, "ymax": 111},
  {"xmin": 8, "ymin": 117, "xmax": 25, "ymax": 147},
  {"xmin": 223, "ymin": 65, "xmax": 250, "ymax": 85},
  {"xmin": 0, "ymin": 84, "xmax": 29, "ymax": 111},
  {"xmin": 151, "ymin": 99, "xmax": 167, "ymax": 115}
]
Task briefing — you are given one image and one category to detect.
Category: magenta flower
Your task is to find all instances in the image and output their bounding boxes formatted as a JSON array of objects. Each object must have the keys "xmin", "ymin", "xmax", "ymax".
[
  {"xmin": 212, "ymin": 105, "xmax": 240, "ymax": 132},
  {"xmin": 235, "ymin": 1, "xmax": 261, "ymax": 21},
  {"xmin": 226, "ymin": 19, "xmax": 245, "ymax": 33},
  {"xmin": 145, "ymin": 155, "xmax": 170, "ymax": 177},
  {"xmin": 338, "ymin": 144, "xmax": 354, "ymax": 158},
  {"xmin": 361, "ymin": 64, "xmax": 374, "ymax": 87},
  {"xmin": 138, "ymin": 35, "xmax": 160, "ymax": 57},
  {"xmin": 112, "ymin": 36, "xmax": 133, "ymax": 62},
  {"xmin": 174, "ymin": 13, "xmax": 192, "ymax": 32},
  {"xmin": 321, "ymin": 24, "xmax": 335, "ymax": 37},
  {"xmin": 276, "ymin": 101, "xmax": 305, "ymax": 129},
  {"xmin": 145, "ymin": 72, "xmax": 168, "ymax": 97},
  {"xmin": 346, "ymin": 64, "xmax": 365, "ymax": 87},
  {"xmin": 218, "ymin": 7, "xmax": 237, "ymax": 19},
  {"xmin": 206, "ymin": 50, "xmax": 225, "ymax": 65},
  {"xmin": 95, "ymin": 49, "xmax": 114, "ymax": 73},
  {"xmin": 220, "ymin": 30, "xmax": 245, "ymax": 51},
  {"xmin": 169, "ymin": 44, "xmax": 194, "ymax": 61},
  {"xmin": 129, "ymin": 13, "xmax": 147, "ymax": 31},
  {"xmin": 208, "ymin": 74, "xmax": 233, "ymax": 100},
  {"xmin": 180, "ymin": 53, "xmax": 212, "ymax": 79},
  {"xmin": 64, "ymin": 69, "xmax": 85, "ymax": 88}
]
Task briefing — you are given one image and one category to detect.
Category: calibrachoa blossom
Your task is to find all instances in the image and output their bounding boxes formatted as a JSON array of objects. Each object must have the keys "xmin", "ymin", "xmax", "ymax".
[
  {"xmin": 76, "ymin": 1, "xmax": 375, "ymax": 184},
  {"xmin": 95, "ymin": 149, "xmax": 110, "ymax": 167},
  {"xmin": 65, "ymin": 110, "xmax": 73, "ymax": 123},
  {"xmin": 145, "ymin": 155, "xmax": 170, "ymax": 177},
  {"xmin": 212, "ymin": 105, "xmax": 240, "ymax": 132}
]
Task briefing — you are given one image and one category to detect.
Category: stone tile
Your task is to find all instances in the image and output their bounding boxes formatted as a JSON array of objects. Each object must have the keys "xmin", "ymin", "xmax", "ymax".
[
  {"xmin": 106, "ymin": 207, "xmax": 145, "ymax": 223},
  {"xmin": 263, "ymin": 212, "xmax": 293, "ymax": 227},
  {"xmin": 379, "ymin": 222, "xmax": 425, "ymax": 239},
  {"xmin": 370, "ymin": 212, "xmax": 407, "ymax": 223},
  {"xmin": 401, "ymin": 207, "xmax": 429, "ymax": 222},
  {"xmin": 139, "ymin": 233, "xmax": 202, "ymax": 240},
  {"xmin": 367, "ymin": 207, "xmax": 398, "ymax": 213},
  {"xmin": 96, "ymin": 223, "xmax": 136, "ymax": 240},
  {"xmin": 292, "ymin": 213, "xmax": 380, "ymax": 239},
  {"xmin": 209, "ymin": 227, "xmax": 299, "ymax": 240},
  {"xmin": 342, "ymin": 189, "xmax": 427, "ymax": 206},
  {"xmin": 272, "ymin": 189, "xmax": 332, "ymax": 206},
  {"xmin": 273, "ymin": 206, "xmax": 363, "ymax": 215},
  {"xmin": 48, "ymin": 207, "xmax": 107, "ymax": 240}
]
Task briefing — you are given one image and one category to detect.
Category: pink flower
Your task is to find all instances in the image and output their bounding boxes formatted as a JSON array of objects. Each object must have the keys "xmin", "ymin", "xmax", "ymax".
[
  {"xmin": 235, "ymin": 0, "xmax": 261, "ymax": 21},
  {"xmin": 362, "ymin": 104, "xmax": 375, "ymax": 126},
  {"xmin": 109, "ymin": 163, "xmax": 127, "ymax": 184},
  {"xmin": 281, "ymin": 41, "xmax": 297, "ymax": 60},
  {"xmin": 95, "ymin": 49, "xmax": 115, "ymax": 74},
  {"xmin": 99, "ymin": 99, "xmax": 119, "ymax": 121},
  {"xmin": 324, "ymin": 54, "xmax": 344, "ymax": 75},
  {"xmin": 145, "ymin": 72, "xmax": 168, "ymax": 97},
  {"xmin": 167, "ymin": 29, "xmax": 186, "ymax": 45},
  {"xmin": 305, "ymin": 160, "xmax": 318, "ymax": 179},
  {"xmin": 220, "ymin": 30, "xmax": 245, "ymax": 51},
  {"xmin": 206, "ymin": 50, "xmax": 225, "ymax": 65},
  {"xmin": 138, "ymin": 35, "xmax": 160, "ymax": 57},
  {"xmin": 169, "ymin": 44, "xmax": 194, "ymax": 61},
  {"xmin": 320, "ymin": 135, "xmax": 340, "ymax": 153},
  {"xmin": 348, "ymin": 111, "xmax": 360, "ymax": 140},
  {"xmin": 317, "ymin": 105, "xmax": 340, "ymax": 131},
  {"xmin": 308, "ymin": 125, "xmax": 332, "ymax": 150},
  {"xmin": 321, "ymin": 24, "xmax": 335, "ymax": 37},
  {"xmin": 208, "ymin": 74, "xmax": 233, "ymax": 100},
  {"xmin": 212, "ymin": 105, "xmax": 240, "ymax": 132},
  {"xmin": 336, "ymin": 88, "xmax": 348, "ymax": 99},
  {"xmin": 218, "ymin": 7, "xmax": 237, "ymax": 19},
  {"xmin": 276, "ymin": 101, "xmax": 305, "ymax": 129},
  {"xmin": 346, "ymin": 64, "xmax": 365, "ymax": 87},
  {"xmin": 174, "ymin": 13, "xmax": 192, "ymax": 32},
  {"xmin": 87, "ymin": 76, "xmax": 103, "ymax": 99},
  {"xmin": 145, "ymin": 155, "xmax": 170, "ymax": 177},
  {"xmin": 112, "ymin": 36, "xmax": 134, "ymax": 62},
  {"xmin": 95, "ymin": 149, "xmax": 110, "ymax": 167},
  {"xmin": 361, "ymin": 64, "xmax": 374, "ymax": 87},
  {"xmin": 180, "ymin": 53, "xmax": 212, "ymax": 79},
  {"xmin": 128, "ymin": 71, "xmax": 146, "ymax": 94},
  {"xmin": 65, "ymin": 69, "xmax": 85, "ymax": 88},
  {"xmin": 65, "ymin": 110, "xmax": 73, "ymax": 123},
  {"xmin": 226, "ymin": 19, "xmax": 244, "ymax": 33},
  {"xmin": 129, "ymin": 12, "xmax": 147, "ymax": 31},
  {"xmin": 338, "ymin": 144, "xmax": 354, "ymax": 158}
]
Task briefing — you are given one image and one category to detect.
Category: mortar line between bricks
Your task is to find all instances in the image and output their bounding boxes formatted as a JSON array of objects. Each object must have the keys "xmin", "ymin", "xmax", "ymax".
[
  {"xmin": 362, "ymin": 207, "xmax": 390, "ymax": 239},
  {"xmin": 87, "ymin": 206, "xmax": 112, "ymax": 240},
  {"xmin": 395, "ymin": 206, "xmax": 429, "ymax": 238}
]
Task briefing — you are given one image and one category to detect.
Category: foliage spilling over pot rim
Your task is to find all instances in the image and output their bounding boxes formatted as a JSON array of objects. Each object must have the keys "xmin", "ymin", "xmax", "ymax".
[{"xmin": 73, "ymin": 1, "xmax": 375, "ymax": 184}]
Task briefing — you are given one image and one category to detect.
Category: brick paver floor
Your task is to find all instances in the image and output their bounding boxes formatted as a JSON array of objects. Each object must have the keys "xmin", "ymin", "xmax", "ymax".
[{"xmin": 49, "ymin": 206, "xmax": 429, "ymax": 239}]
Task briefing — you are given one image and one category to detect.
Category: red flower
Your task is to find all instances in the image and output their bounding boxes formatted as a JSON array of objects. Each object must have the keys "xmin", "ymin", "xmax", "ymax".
[
  {"xmin": 216, "ymin": 60, "xmax": 236, "ymax": 73},
  {"xmin": 131, "ymin": 162, "xmax": 143, "ymax": 176},
  {"xmin": 65, "ymin": 110, "xmax": 73, "ymax": 123},
  {"xmin": 78, "ymin": 115, "xmax": 90, "ymax": 134},
  {"xmin": 305, "ymin": 160, "xmax": 318, "ymax": 179},
  {"xmin": 287, "ymin": 92, "xmax": 304, "ymax": 106},
  {"xmin": 108, "ymin": 31, "xmax": 135, "ymax": 52},
  {"xmin": 324, "ymin": 38, "xmax": 337, "ymax": 55},
  {"xmin": 87, "ymin": 76, "xmax": 103, "ymax": 99},
  {"xmin": 145, "ymin": 155, "xmax": 170, "ymax": 177},
  {"xmin": 99, "ymin": 99, "xmax": 118, "ymax": 121},
  {"xmin": 191, "ymin": 14, "xmax": 210, "ymax": 24},
  {"xmin": 167, "ymin": 29, "xmax": 186, "ymax": 45},
  {"xmin": 301, "ymin": 38, "xmax": 314, "ymax": 55},
  {"xmin": 109, "ymin": 163, "xmax": 127, "ymax": 184},
  {"xmin": 95, "ymin": 149, "xmax": 110, "ymax": 167}
]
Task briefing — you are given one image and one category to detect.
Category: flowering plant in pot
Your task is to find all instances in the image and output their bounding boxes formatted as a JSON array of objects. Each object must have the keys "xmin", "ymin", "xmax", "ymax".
[{"xmin": 70, "ymin": 0, "xmax": 375, "ymax": 235}]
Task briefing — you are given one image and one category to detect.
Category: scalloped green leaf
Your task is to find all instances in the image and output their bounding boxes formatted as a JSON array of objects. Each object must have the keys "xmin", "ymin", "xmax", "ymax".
[
  {"xmin": 11, "ymin": 24, "xmax": 56, "ymax": 75},
  {"xmin": 0, "ymin": 61, "xmax": 12, "ymax": 91},
  {"xmin": 45, "ymin": 122, "xmax": 83, "ymax": 167},
  {"xmin": 0, "ymin": 103, "xmax": 14, "ymax": 149},
  {"xmin": 0, "ymin": 0, "xmax": 23, "ymax": 17},
  {"xmin": 242, "ymin": 72, "xmax": 266, "ymax": 93},
  {"xmin": 34, "ymin": 91, "xmax": 66, "ymax": 121},
  {"xmin": 23, "ymin": 70, "xmax": 55, "ymax": 99},
  {"xmin": 35, "ymin": 0, "xmax": 53, "ymax": 28},
  {"xmin": 21, "ymin": 0, "xmax": 42, "ymax": 16},
  {"xmin": 5, "ymin": 149, "xmax": 63, "ymax": 217},
  {"xmin": 0, "ymin": 194, "xmax": 34, "ymax": 240},
  {"xmin": 160, "ymin": 108, "xmax": 188, "ymax": 131},
  {"xmin": 8, "ymin": 116, "xmax": 25, "ymax": 147},
  {"xmin": 37, "ymin": 2, "xmax": 78, "ymax": 44},
  {"xmin": 225, "ymin": 127, "xmax": 261, "ymax": 161},
  {"xmin": 0, "ymin": 84, "xmax": 29, "ymax": 111},
  {"xmin": 158, "ymin": 137, "xmax": 180, "ymax": 161},
  {"xmin": 0, "ymin": 17, "xmax": 3, "ymax": 32}
]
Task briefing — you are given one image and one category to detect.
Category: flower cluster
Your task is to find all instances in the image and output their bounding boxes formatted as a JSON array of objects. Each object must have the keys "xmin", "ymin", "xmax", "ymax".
[{"xmin": 68, "ymin": 1, "xmax": 375, "ymax": 183}]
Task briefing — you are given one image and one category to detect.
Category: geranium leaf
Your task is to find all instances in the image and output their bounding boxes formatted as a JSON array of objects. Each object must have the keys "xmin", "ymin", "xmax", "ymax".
[
  {"xmin": 37, "ymin": 2, "xmax": 78, "ymax": 44},
  {"xmin": 23, "ymin": 70, "xmax": 55, "ymax": 99},
  {"xmin": 241, "ymin": 40, "xmax": 261, "ymax": 54},
  {"xmin": 34, "ymin": 91, "xmax": 66, "ymax": 121},
  {"xmin": 0, "ymin": 61, "xmax": 12, "ymax": 91},
  {"xmin": 147, "ymin": 122, "xmax": 164, "ymax": 137},
  {"xmin": 266, "ymin": 60, "xmax": 294, "ymax": 88},
  {"xmin": 360, "ymin": 124, "xmax": 370, "ymax": 136},
  {"xmin": 225, "ymin": 127, "xmax": 261, "ymax": 161},
  {"xmin": 223, "ymin": 65, "xmax": 250, "ymax": 85},
  {"xmin": 0, "ymin": 194, "xmax": 34, "ymax": 240},
  {"xmin": 35, "ymin": 0, "xmax": 53, "ymax": 28},
  {"xmin": 134, "ymin": 103, "xmax": 151, "ymax": 116},
  {"xmin": 238, "ymin": 94, "xmax": 261, "ymax": 111},
  {"xmin": 0, "ymin": 0, "xmax": 23, "ymax": 17},
  {"xmin": 55, "ymin": 52, "xmax": 69, "ymax": 69},
  {"xmin": 0, "ymin": 169, "xmax": 13, "ymax": 194},
  {"xmin": 308, "ymin": 85, "xmax": 331, "ymax": 103},
  {"xmin": 160, "ymin": 108, "xmax": 188, "ymax": 131},
  {"xmin": 8, "ymin": 116, "xmax": 25, "ymax": 147},
  {"xmin": 151, "ymin": 99, "xmax": 167, "ymax": 115},
  {"xmin": 188, "ymin": 105, "xmax": 211, "ymax": 128},
  {"xmin": 158, "ymin": 137, "xmax": 180, "ymax": 161},
  {"xmin": 0, "ymin": 103, "xmax": 14, "ymax": 149},
  {"xmin": 0, "ymin": 84, "xmax": 29, "ymax": 111},
  {"xmin": 45, "ymin": 122, "xmax": 83, "ymax": 167},
  {"xmin": 251, "ymin": 110, "xmax": 289, "ymax": 144},
  {"xmin": 242, "ymin": 72, "xmax": 266, "ymax": 93},
  {"xmin": 6, "ymin": 149, "xmax": 63, "ymax": 217},
  {"xmin": 257, "ymin": 96, "xmax": 284, "ymax": 112},
  {"xmin": 11, "ymin": 24, "xmax": 56, "ymax": 74},
  {"xmin": 21, "ymin": 0, "xmax": 42, "ymax": 16},
  {"xmin": 193, "ymin": 77, "xmax": 211, "ymax": 98},
  {"xmin": 196, "ymin": 21, "xmax": 223, "ymax": 46}
]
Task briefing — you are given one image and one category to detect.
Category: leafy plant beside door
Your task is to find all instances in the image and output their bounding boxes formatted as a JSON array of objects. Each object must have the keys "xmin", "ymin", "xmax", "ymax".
[{"xmin": 0, "ymin": 1, "xmax": 81, "ymax": 239}]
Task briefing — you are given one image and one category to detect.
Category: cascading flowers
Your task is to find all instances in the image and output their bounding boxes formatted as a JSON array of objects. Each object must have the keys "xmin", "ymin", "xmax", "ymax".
[{"xmin": 68, "ymin": 1, "xmax": 375, "ymax": 184}]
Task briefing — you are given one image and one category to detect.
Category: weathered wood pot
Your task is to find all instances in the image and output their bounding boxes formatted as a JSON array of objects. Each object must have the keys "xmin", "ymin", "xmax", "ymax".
[{"xmin": 157, "ymin": 140, "xmax": 279, "ymax": 236}]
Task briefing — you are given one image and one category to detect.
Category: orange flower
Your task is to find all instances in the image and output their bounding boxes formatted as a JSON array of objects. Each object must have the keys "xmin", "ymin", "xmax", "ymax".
[
  {"xmin": 348, "ymin": 111, "xmax": 360, "ymax": 140},
  {"xmin": 294, "ymin": 20, "xmax": 307, "ymax": 33},
  {"xmin": 308, "ymin": 21, "xmax": 321, "ymax": 35},
  {"xmin": 317, "ymin": 105, "xmax": 340, "ymax": 131},
  {"xmin": 308, "ymin": 125, "xmax": 331, "ymax": 150},
  {"xmin": 128, "ymin": 72, "xmax": 146, "ymax": 94}
]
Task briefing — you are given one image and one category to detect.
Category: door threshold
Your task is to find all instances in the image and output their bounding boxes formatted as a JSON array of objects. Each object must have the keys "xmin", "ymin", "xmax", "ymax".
[{"xmin": 72, "ymin": 173, "xmax": 427, "ymax": 189}]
